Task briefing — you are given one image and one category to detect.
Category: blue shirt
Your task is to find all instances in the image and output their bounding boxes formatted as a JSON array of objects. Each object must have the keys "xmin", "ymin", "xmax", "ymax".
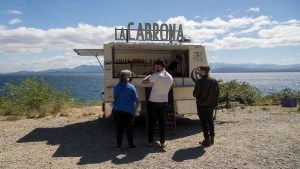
[{"xmin": 113, "ymin": 83, "xmax": 138, "ymax": 116}]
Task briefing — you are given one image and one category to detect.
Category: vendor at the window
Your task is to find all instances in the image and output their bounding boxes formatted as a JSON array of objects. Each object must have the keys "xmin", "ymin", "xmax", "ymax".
[{"xmin": 168, "ymin": 54, "xmax": 183, "ymax": 77}]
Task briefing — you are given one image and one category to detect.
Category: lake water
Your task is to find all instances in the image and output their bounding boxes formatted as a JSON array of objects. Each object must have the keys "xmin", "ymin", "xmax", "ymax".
[
  {"xmin": 212, "ymin": 72, "xmax": 300, "ymax": 95},
  {"xmin": 0, "ymin": 72, "xmax": 299, "ymax": 102},
  {"xmin": 0, "ymin": 73, "xmax": 104, "ymax": 103}
]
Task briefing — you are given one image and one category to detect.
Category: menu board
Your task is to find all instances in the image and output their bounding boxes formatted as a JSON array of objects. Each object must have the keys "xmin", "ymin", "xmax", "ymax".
[{"xmin": 165, "ymin": 111, "xmax": 176, "ymax": 131}]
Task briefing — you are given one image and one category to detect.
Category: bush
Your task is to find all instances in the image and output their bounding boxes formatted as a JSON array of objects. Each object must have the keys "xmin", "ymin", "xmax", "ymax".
[
  {"xmin": 262, "ymin": 88, "xmax": 300, "ymax": 105},
  {"xmin": 0, "ymin": 77, "xmax": 74, "ymax": 118},
  {"xmin": 217, "ymin": 81, "xmax": 300, "ymax": 106},
  {"xmin": 218, "ymin": 80, "xmax": 261, "ymax": 105}
]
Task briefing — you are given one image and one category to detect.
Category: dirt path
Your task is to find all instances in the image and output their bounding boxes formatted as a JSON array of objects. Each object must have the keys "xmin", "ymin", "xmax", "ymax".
[{"xmin": 0, "ymin": 106, "xmax": 299, "ymax": 169}]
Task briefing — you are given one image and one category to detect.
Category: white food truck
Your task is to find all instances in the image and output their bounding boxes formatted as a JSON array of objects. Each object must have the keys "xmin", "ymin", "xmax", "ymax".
[{"xmin": 74, "ymin": 22, "xmax": 208, "ymax": 127}]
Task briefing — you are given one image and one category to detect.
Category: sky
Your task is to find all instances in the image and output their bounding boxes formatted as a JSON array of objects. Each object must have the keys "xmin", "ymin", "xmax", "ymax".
[{"xmin": 0, "ymin": 0, "xmax": 300, "ymax": 73}]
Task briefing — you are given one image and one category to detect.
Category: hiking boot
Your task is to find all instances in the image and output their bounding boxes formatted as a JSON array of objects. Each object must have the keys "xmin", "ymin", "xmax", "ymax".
[
  {"xmin": 211, "ymin": 137, "xmax": 214, "ymax": 145},
  {"xmin": 200, "ymin": 139, "xmax": 211, "ymax": 147},
  {"xmin": 128, "ymin": 144, "xmax": 136, "ymax": 151},
  {"xmin": 115, "ymin": 146, "xmax": 122, "ymax": 151},
  {"xmin": 147, "ymin": 142, "xmax": 153, "ymax": 147}
]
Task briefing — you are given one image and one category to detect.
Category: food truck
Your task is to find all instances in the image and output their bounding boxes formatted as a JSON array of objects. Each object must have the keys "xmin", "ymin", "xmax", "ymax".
[{"xmin": 74, "ymin": 22, "xmax": 208, "ymax": 127}]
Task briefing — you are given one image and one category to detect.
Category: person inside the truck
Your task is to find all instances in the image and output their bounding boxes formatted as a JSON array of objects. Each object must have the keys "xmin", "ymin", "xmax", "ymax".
[
  {"xmin": 168, "ymin": 54, "xmax": 183, "ymax": 77},
  {"xmin": 141, "ymin": 59, "xmax": 174, "ymax": 148}
]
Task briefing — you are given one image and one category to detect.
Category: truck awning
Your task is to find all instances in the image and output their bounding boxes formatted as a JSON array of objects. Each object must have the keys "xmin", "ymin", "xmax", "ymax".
[{"xmin": 73, "ymin": 49, "xmax": 104, "ymax": 56}]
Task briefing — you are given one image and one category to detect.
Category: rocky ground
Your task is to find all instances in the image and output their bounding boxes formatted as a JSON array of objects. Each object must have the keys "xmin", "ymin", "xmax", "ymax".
[{"xmin": 0, "ymin": 106, "xmax": 299, "ymax": 169}]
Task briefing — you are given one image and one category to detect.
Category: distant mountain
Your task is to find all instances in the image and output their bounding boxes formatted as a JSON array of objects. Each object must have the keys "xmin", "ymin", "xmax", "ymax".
[
  {"xmin": 7, "ymin": 65, "xmax": 103, "ymax": 75},
  {"xmin": 210, "ymin": 63, "xmax": 300, "ymax": 73},
  {"xmin": 4, "ymin": 63, "xmax": 300, "ymax": 75}
]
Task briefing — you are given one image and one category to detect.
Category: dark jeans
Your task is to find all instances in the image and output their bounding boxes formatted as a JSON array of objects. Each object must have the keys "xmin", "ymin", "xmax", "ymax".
[
  {"xmin": 114, "ymin": 110, "xmax": 134, "ymax": 147},
  {"xmin": 197, "ymin": 106, "xmax": 215, "ymax": 139},
  {"xmin": 147, "ymin": 101, "xmax": 167, "ymax": 144}
]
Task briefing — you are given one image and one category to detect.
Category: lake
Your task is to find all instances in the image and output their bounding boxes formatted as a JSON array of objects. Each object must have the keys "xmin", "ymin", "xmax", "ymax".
[
  {"xmin": 212, "ymin": 72, "xmax": 300, "ymax": 95},
  {"xmin": 0, "ymin": 72, "xmax": 299, "ymax": 102}
]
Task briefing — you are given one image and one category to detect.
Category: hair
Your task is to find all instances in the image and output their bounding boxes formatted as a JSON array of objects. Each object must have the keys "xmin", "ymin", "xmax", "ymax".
[
  {"xmin": 153, "ymin": 59, "xmax": 166, "ymax": 67},
  {"xmin": 119, "ymin": 69, "xmax": 132, "ymax": 83},
  {"xmin": 176, "ymin": 54, "xmax": 183, "ymax": 60},
  {"xmin": 199, "ymin": 64, "xmax": 210, "ymax": 74}
]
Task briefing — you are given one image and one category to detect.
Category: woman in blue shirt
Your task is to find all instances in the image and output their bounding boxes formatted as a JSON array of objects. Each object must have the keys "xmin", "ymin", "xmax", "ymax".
[{"xmin": 113, "ymin": 69, "xmax": 138, "ymax": 150}]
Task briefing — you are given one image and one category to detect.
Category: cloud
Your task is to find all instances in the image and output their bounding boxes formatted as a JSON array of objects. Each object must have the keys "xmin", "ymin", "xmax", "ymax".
[
  {"xmin": 280, "ymin": 57, "xmax": 295, "ymax": 62},
  {"xmin": 247, "ymin": 7, "xmax": 260, "ymax": 12},
  {"xmin": 0, "ymin": 52, "xmax": 100, "ymax": 73},
  {"xmin": 251, "ymin": 59, "xmax": 263, "ymax": 64},
  {"xmin": 0, "ymin": 23, "xmax": 115, "ymax": 55},
  {"xmin": 1, "ymin": 16, "xmax": 300, "ymax": 55},
  {"xmin": 8, "ymin": 18, "xmax": 22, "ymax": 24},
  {"xmin": 208, "ymin": 56, "xmax": 218, "ymax": 63},
  {"xmin": 164, "ymin": 15, "xmax": 300, "ymax": 50},
  {"xmin": 6, "ymin": 10, "xmax": 22, "ymax": 15},
  {"xmin": 1, "ymin": 15, "xmax": 300, "ymax": 72}
]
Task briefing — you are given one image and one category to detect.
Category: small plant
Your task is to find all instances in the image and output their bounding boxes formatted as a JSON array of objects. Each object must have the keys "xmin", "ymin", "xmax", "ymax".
[
  {"xmin": 60, "ymin": 112, "xmax": 69, "ymax": 117},
  {"xmin": 5, "ymin": 116, "xmax": 20, "ymax": 121},
  {"xmin": 263, "ymin": 88, "xmax": 300, "ymax": 105},
  {"xmin": 261, "ymin": 106, "xmax": 269, "ymax": 111},
  {"xmin": 218, "ymin": 80, "xmax": 261, "ymax": 105},
  {"xmin": 0, "ymin": 77, "xmax": 75, "ymax": 118},
  {"xmin": 83, "ymin": 112, "xmax": 96, "ymax": 116}
]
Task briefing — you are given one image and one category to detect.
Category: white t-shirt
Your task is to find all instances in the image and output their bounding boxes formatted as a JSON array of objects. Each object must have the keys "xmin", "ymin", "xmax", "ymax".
[{"xmin": 148, "ymin": 71, "xmax": 173, "ymax": 102}]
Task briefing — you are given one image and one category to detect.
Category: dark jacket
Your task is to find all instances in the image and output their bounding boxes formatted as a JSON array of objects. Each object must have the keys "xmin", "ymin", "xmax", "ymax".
[{"xmin": 193, "ymin": 75, "xmax": 220, "ymax": 107}]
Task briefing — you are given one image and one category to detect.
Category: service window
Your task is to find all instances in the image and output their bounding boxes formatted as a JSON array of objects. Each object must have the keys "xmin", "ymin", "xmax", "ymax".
[{"xmin": 112, "ymin": 48, "xmax": 189, "ymax": 78}]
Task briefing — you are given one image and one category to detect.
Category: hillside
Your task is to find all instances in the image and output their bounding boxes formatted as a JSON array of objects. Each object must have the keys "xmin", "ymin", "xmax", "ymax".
[{"xmin": 4, "ymin": 63, "xmax": 300, "ymax": 75}]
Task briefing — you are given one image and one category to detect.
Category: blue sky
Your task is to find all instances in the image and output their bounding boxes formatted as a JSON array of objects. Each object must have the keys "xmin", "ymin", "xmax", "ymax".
[{"xmin": 0, "ymin": 0, "xmax": 300, "ymax": 73}]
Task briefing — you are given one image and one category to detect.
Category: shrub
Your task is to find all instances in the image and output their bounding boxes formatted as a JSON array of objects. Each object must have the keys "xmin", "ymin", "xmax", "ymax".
[
  {"xmin": 0, "ymin": 77, "xmax": 74, "ymax": 118},
  {"xmin": 262, "ymin": 88, "xmax": 300, "ymax": 105},
  {"xmin": 218, "ymin": 80, "xmax": 261, "ymax": 105}
]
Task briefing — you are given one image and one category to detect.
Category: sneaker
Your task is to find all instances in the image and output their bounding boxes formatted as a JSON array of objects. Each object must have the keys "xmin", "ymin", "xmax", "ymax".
[
  {"xmin": 128, "ymin": 145, "xmax": 136, "ymax": 150},
  {"xmin": 200, "ymin": 139, "xmax": 211, "ymax": 147},
  {"xmin": 115, "ymin": 146, "xmax": 122, "ymax": 151},
  {"xmin": 147, "ymin": 142, "xmax": 153, "ymax": 147}
]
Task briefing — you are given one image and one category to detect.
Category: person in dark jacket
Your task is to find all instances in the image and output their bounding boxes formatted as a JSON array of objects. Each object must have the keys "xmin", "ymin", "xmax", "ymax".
[
  {"xmin": 114, "ymin": 69, "xmax": 138, "ymax": 150},
  {"xmin": 193, "ymin": 65, "xmax": 219, "ymax": 146}
]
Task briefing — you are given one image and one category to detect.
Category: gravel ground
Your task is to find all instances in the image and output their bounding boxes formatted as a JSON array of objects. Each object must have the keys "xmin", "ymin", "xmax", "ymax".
[{"xmin": 0, "ymin": 106, "xmax": 300, "ymax": 169}]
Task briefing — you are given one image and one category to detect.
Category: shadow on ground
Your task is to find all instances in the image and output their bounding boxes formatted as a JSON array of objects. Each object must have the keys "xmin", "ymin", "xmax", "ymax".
[
  {"xmin": 17, "ymin": 117, "xmax": 203, "ymax": 165},
  {"xmin": 172, "ymin": 145, "xmax": 206, "ymax": 162}
]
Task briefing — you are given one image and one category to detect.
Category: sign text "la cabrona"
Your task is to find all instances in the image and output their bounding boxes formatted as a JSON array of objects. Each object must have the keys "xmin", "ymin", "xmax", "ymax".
[{"xmin": 115, "ymin": 22, "xmax": 184, "ymax": 42}]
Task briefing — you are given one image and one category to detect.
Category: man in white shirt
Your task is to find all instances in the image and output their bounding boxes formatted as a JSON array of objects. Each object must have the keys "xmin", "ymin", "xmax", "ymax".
[{"xmin": 142, "ymin": 59, "xmax": 173, "ymax": 148}]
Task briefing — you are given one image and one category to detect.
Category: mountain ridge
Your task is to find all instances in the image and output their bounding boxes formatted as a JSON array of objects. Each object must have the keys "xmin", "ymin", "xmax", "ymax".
[{"xmin": 3, "ymin": 63, "xmax": 300, "ymax": 74}]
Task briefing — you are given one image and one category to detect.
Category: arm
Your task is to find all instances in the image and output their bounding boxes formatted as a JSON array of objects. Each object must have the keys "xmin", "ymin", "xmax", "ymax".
[
  {"xmin": 131, "ymin": 86, "xmax": 139, "ymax": 102},
  {"xmin": 216, "ymin": 82, "xmax": 220, "ymax": 104},
  {"xmin": 193, "ymin": 82, "xmax": 201, "ymax": 98},
  {"xmin": 113, "ymin": 85, "xmax": 118, "ymax": 99},
  {"xmin": 141, "ymin": 75, "xmax": 151, "ymax": 84}
]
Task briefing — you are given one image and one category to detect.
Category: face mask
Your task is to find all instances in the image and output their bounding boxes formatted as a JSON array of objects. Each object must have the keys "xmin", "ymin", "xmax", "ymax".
[{"xmin": 128, "ymin": 76, "xmax": 132, "ymax": 82}]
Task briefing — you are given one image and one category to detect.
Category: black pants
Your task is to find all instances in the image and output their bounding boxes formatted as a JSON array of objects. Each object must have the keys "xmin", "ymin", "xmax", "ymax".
[
  {"xmin": 197, "ymin": 106, "xmax": 215, "ymax": 139},
  {"xmin": 147, "ymin": 101, "xmax": 167, "ymax": 144},
  {"xmin": 114, "ymin": 110, "xmax": 134, "ymax": 147}
]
